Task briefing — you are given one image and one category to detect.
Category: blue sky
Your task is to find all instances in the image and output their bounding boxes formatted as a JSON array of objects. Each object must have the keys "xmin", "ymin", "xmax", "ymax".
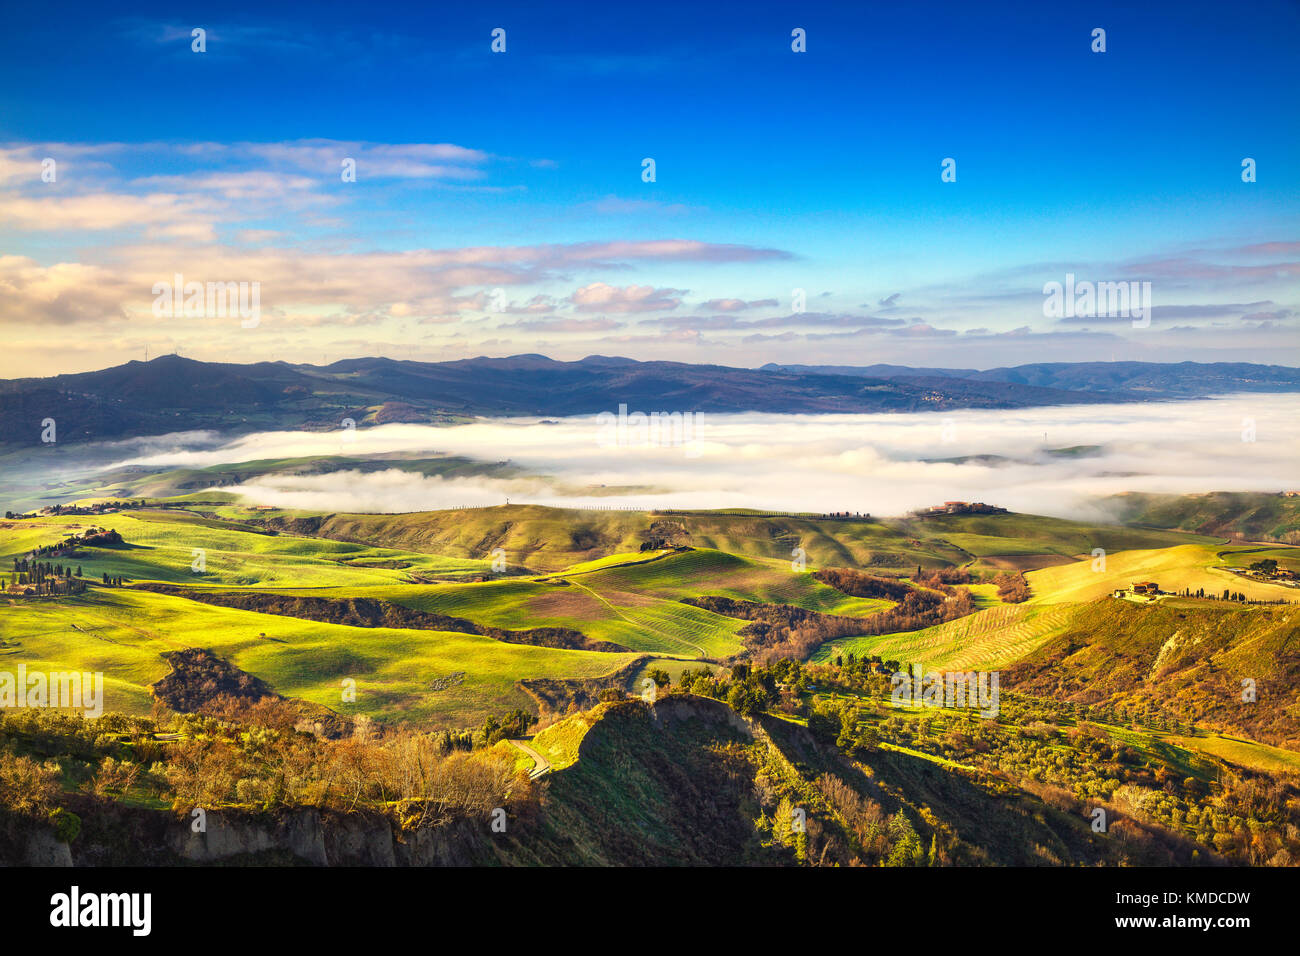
[{"xmin": 1, "ymin": 0, "xmax": 1297, "ymax": 375}]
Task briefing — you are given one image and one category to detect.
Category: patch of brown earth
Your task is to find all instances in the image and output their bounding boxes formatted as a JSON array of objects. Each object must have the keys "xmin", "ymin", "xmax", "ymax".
[
  {"xmin": 981, "ymin": 554, "xmax": 1076, "ymax": 571},
  {"xmin": 525, "ymin": 587, "xmax": 609, "ymax": 619}
]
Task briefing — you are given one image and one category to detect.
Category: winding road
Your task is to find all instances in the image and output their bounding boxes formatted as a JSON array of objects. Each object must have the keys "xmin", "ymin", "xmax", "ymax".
[{"xmin": 508, "ymin": 739, "xmax": 552, "ymax": 779}]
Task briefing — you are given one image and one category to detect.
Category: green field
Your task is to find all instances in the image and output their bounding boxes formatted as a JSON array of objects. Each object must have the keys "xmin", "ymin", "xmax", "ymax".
[
  {"xmin": 571, "ymin": 548, "xmax": 893, "ymax": 615},
  {"xmin": 322, "ymin": 506, "xmax": 972, "ymax": 573},
  {"xmin": 0, "ymin": 511, "xmax": 489, "ymax": 587},
  {"xmin": 279, "ymin": 573, "xmax": 748, "ymax": 659},
  {"xmin": 0, "ymin": 586, "xmax": 633, "ymax": 726},
  {"xmin": 1218, "ymin": 544, "xmax": 1300, "ymax": 572}
]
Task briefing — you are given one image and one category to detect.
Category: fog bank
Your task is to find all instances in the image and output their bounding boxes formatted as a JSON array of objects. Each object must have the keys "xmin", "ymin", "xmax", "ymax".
[{"xmin": 110, "ymin": 395, "xmax": 1299, "ymax": 519}]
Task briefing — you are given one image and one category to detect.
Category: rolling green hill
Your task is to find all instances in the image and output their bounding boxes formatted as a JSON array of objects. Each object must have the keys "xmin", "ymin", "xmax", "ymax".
[
  {"xmin": 248, "ymin": 503, "xmax": 1215, "ymax": 575},
  {"xmin": 4, "ymin": 491, "xmax": 1300, "ymax": 870},
  {"xmin": 0, "ymin": 586, "xmax": 634, "ymax": 727},
  {"xmin": 3, "ymin": 498, "xmax": 1294, "ymax": 744},
  {"xmin": 892, "ymin": 512, "xmax": 1220, "ymax": 571}
]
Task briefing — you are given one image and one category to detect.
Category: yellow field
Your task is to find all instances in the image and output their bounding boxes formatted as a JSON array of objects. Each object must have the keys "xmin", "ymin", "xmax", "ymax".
[
  {"xmin": 1027, "ymin": 544, "xmax": 1300, "ymax": 605},
  {"xmin": 813, "ymin": 603, "xmax": 1076, "ymax": 671}
]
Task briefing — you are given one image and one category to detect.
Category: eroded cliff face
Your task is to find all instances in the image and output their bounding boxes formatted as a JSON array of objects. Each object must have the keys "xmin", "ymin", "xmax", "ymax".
[
  {"xmin": 21, "ymin": 828, "xmax": 73, "ymax": 867},
  {"xmin": 3, "ymin": 805, "xmax": 509, "ymax": 868},
  {"xmin": 647, "ymin": 693, "xmax": 755, "ymax": 739}
]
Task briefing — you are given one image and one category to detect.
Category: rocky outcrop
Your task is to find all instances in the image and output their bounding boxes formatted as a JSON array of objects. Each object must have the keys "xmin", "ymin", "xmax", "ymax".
[
  {"xmin": 393, "ymin": 817, "xmax": 499, "ymax": 867},
  {"xmin": 23, "ymin": 828, "xmax": 74, "ymax": 867},
  {"xmin": 163, "ymin": 809, "xmax": 495, "ymax": 866},
  {"xmin": 322, "ymin": 814, "xmax": 396, "ymax": 866}
]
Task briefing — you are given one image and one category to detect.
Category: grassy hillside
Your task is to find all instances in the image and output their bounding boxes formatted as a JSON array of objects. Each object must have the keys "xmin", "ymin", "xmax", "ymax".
[
  {"xmin": 892, "ymin": 511, "xmax": 1220, "ymax": 570},
  {"xmin": 570, "ymin": 548, "xmax": 894, "ymax": 616},
  {"xmin": 3, "ymin": 499, "xmax": 1293, "ymax": 744},
  {"xmin": 524, "ymin": 697, "xmax": 1112, "ymax": 866},
  {"xmin": 1158, "ymin": 732, "xmax": 1300, "ymax": 776},
  {"xmin": 1220, "ymin": 545, "xmax": 1300, "ymax": 572},
  {"xmin": 1111, "ymin": 491, "xmax": 1300, "ymax": 542},
  {"xmin": 1004, "ymin": 600, "xmax": 1300, "ymax": 748},
  {"xmin": 529, "ymin": 707, "xmax": 606, "ymax": 771},
  {"xmin": 249, "ymin": 503, "xmax": 1216, "ymax": 575},
  {"xmin": 290, "ymin": 575, "xmax": 747, "ymax": 659},
  {"xmin": 0, "ymin": 511, "xmax": 488, "ymax": 587}
]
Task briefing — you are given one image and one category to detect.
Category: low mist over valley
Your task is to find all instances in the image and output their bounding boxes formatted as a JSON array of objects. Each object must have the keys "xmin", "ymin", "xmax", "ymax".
[{"xmin": 5, "ymin": 392, "xmax": 1291, "ymax": 522}]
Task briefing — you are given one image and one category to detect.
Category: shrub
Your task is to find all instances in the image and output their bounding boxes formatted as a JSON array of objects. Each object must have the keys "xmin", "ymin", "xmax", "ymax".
[
  {"xmin": 49, "ymin": 808, "xmax": 81, "ymax": 844},
  {"xmin": 0, "ymin": 752, "xmax": 61, "ymax": 815}
]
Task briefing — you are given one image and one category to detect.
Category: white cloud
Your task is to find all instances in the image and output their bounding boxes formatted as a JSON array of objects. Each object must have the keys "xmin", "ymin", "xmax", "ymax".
[{"xmin": 570, "ymin": 282, "xmax": 685, "ymax": 313}]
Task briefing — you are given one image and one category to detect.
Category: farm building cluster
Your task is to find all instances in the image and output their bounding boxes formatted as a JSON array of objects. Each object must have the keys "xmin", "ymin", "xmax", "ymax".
[
  {"xmin": 1112, "ymin": 581, "xmax": 1167, "ymax": 602},
  {"xmin": 911, "ymin": 501, "xmax": 1009, "ymax": 518}
]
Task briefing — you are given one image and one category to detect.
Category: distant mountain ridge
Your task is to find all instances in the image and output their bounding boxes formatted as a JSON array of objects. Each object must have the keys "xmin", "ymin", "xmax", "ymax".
[
  {"xmin": 0, "ymin": 354, "xmax": 1294, "ymax": 446},
  {"xmin": 760, "ymin": 360, "xmax": 1300, "ymax": 396}
]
